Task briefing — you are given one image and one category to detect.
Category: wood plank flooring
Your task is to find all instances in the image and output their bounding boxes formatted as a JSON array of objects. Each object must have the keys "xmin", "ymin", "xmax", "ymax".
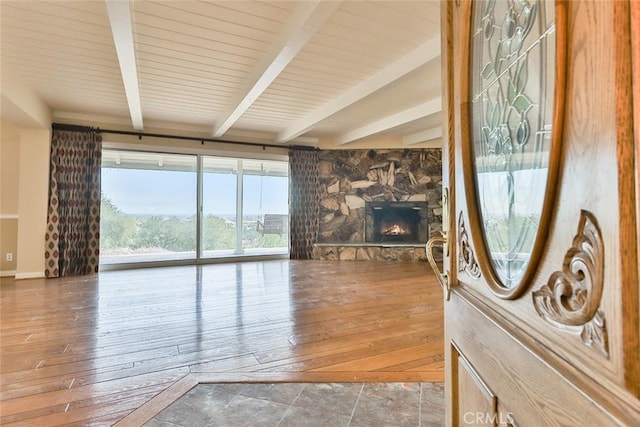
[{"xmin": 0, "ymin": 260, "xmax": 444, "ymax": 426}]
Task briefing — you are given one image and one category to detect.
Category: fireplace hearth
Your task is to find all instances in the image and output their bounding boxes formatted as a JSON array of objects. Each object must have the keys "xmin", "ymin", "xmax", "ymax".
[{"xmin": 365, "ymin": 201, "xmax": 429, "ymax": 244}]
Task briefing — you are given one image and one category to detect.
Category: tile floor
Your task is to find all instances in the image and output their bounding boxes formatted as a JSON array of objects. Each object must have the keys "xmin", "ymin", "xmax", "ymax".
[{"xmin": 145, "ymin": 382, "xmax": 444, "ymax": 427}]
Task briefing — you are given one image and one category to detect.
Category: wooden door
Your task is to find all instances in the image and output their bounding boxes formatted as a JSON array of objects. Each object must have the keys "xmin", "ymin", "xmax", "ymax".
[{"xmin": 428, "ymin": 1, "xmax": 640, "ymax": 425}]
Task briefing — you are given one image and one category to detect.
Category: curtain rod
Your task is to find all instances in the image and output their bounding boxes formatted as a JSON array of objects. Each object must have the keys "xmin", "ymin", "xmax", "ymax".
[{"xmin": 51, "ymin": 123, "xmax": 319, "ymax": 151}]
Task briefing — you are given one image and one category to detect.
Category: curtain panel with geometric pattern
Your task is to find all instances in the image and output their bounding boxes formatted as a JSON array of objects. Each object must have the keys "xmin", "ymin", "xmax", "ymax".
[
  {"xmin": 288, "ymin": 149, "xmax": 320, "ymax": 259},
  {"xmin": 44, "ymin": 127, "xmax": 102, "ymax": 277}
]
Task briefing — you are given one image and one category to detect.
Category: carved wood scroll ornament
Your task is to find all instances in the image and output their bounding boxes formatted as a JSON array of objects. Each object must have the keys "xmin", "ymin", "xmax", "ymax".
[
  {"xmin": 532, "ymin": 210, "xmax": 609, "ymax": 357},
  {"xmin": 458, "ymin": 212, "xmax": 481, "ymax": 279}
]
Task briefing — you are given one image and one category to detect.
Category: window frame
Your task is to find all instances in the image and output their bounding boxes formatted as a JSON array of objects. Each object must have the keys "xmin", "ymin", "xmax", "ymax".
[{"xmin": 100, "ymin": 143, "xmax": 289, "ymax": 270}]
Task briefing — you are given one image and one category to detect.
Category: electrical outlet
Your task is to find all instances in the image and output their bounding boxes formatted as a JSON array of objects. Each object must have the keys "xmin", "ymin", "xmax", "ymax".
[{"xmin": 5, "ymin": 253, "xmax": 13, "ymax": 262}]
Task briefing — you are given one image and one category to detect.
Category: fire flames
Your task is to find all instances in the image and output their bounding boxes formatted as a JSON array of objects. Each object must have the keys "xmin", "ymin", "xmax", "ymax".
[{"xmin": 382, "ymin": 224, "xmax": 410, "ymax": 236}]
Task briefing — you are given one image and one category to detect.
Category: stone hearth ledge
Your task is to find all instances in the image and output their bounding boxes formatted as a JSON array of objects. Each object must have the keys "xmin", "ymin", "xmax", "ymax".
[{"xmin": 312, "ymin": 243, "xmax": 430, "ymax": 262}]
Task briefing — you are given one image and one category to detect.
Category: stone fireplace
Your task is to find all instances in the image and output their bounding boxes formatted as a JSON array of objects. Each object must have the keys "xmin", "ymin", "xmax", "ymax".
[
  {"xmin": 365, "ymin": 201, "xmax": 429, "ymax": 244},
  {"xmin": 312, "ymin": 148, "xmax": 442, "ymax": 261}
]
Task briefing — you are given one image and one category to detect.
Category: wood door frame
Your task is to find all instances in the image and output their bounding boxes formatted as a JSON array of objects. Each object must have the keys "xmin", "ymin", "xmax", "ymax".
[{"xmin": 616, "ymin": 0, "xmax": 640, "ymax": 396}]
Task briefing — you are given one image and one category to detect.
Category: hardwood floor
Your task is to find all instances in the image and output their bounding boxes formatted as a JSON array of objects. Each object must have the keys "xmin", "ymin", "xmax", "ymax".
[{"xmin": 0, "ymin": 260, "xmax": 444, "ymax": 426}]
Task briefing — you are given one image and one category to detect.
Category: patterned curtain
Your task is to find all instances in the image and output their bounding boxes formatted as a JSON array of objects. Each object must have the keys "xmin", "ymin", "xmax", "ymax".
[
  {"xmin": 45, "ymin": 126, "xmax": 102, "ymax": 277},
  {"xmin": 289, "ymin": 149, "xmax": 320, "ymax": 259}
]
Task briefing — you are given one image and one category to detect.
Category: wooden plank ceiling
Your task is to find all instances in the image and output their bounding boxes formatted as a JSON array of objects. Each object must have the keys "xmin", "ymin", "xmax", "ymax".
[{"xmin": 0, "ymin": 0, "xmax": 442, "ymax": 147}]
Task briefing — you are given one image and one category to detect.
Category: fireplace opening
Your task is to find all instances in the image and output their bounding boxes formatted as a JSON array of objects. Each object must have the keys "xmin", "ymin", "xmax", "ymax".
[{"xmin": 365, "ymin": 201, "xmax": 429, "ymax": 244}]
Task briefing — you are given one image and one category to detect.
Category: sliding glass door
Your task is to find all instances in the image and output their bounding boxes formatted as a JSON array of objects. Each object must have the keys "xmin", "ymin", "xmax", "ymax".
[
  {"xmin": 200, "ymin": 157, "xmax": 289, "ymax": 259},
  {"xmin": 100, "ymin": 151, "xmax": 198, "ymax": 264},
  {"xmin": 100, "ymin": 149, "xmax": 288, "ymax": 266}
]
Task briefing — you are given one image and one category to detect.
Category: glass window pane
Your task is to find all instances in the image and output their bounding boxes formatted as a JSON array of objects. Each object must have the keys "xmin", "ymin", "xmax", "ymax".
[
  {"xmin": 201, "ymin": 156, "xmax": 238, "ymax": 257},
  {"xmin": 100, "ymin": 150, "xmax": 197, "ymax": 264},
  {"xmin": 242, "ymin": 160, "xmax": 289, "ymax": 254}
]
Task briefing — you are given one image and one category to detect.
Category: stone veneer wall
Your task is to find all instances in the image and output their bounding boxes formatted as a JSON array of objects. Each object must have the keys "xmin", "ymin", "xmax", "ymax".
[{"xmin": 316, "ymin": 149, "xmax": 443, "ymax": 244}]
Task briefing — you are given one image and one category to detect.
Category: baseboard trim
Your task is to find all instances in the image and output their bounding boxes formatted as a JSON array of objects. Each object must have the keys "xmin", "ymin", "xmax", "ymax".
[
  {"xmin": 0, "ymin": 270, "xmax": 17, "ymax": 277},
  {"xmin": 14, "ymin": 272, "xmax": 45, "ymax": 280}
]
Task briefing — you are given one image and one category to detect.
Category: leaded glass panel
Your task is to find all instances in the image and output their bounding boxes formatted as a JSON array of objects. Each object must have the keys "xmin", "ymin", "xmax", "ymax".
[{"xmin": 471, "ymin": 0, "xmax": 556, "ymax": 288}]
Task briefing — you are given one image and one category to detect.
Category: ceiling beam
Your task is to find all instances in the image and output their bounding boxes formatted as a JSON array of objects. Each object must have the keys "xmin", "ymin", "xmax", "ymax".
[
  {"xmin": 334, "ymin": 97, "xmax": 442, "ymax": 145},
  {"xmin": 403, "ymin": 126, "xmax": 442, "ymax": 145},
  {"xmin": 212, "ymin": 0, "xmax": 341, "ymax": 138},
  {"xmin": 277, "ymin": 35, "xmax": 441, "ymax": 143},
  {"xmin": 105, "ymin": 0, "xmax": 143, "ymax": 130}
]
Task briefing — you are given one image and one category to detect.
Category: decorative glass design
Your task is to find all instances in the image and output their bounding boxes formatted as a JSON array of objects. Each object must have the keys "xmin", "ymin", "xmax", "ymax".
[{"xmin": 471, "ymin": 0, "xmax": 555, "ymax": 288}]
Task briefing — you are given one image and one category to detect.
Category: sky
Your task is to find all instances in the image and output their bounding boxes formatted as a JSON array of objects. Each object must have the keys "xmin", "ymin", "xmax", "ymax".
[{"xmin": 102, "ymin": 168, "xmax": 289, "ymax": 217}]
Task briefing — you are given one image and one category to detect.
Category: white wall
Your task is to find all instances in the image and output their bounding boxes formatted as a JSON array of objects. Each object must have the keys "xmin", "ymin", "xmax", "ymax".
[
  {"xmin": 0, "ymin": 121, "xmax": 21, "ymax": 274},
  {"xmin": 1, "ymin": 66, "xmax": 52, "ymax": 279},
  {"xmin": 15, "ymin": 129, "xmax": 50, "ymax": 279}
]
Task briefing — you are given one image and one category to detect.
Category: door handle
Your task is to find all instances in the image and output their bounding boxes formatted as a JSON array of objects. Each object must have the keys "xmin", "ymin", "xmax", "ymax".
[{"xmin": 426, "ymin": 233, "xmax": 451, "ymax": 301}]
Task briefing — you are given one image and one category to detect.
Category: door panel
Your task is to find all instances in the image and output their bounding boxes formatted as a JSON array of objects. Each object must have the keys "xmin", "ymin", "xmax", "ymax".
[
  {"xmin": 448, "ymin": 293, "xmax": 623, "ymax": 425},
  {"xmin": 453, "ymin": 345, "xmax": 497, "ymax": 427},
  {"xmin": 435, "ymin": 0, "xmax": 640, "ymax": 425}
]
